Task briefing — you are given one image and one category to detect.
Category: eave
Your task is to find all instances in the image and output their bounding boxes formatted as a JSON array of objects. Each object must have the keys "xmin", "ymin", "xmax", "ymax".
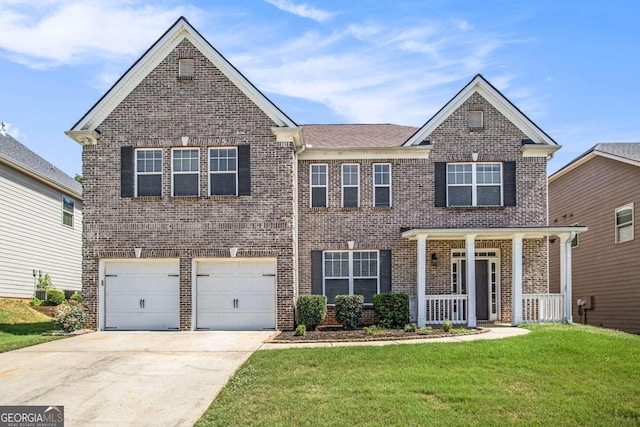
[
  {"xmin": 298, "ymin": 146, "xmax": 430, "ymax": 160},
  {"xmin": 0, "ymin": 155, "xmax": 82, "ymax": 199},
  {"xmin": 401, "ymin": 226, "xmax": 587, "ymax": 240},
  {"xmin": 521, "ymin": 144, "xmax": 561, "ymax": 159}
]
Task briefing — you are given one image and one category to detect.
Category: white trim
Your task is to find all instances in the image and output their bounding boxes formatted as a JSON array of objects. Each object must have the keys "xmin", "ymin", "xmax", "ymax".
[
  {"xmin": 450, "ymin": 249, "xmax": 501, "ymax": 322},
  {"xmin": 298, "ymin": 146, "xmax": 430, "ymax": 160},
  {"xmin": 171, "ymin": 147, "xmax": 200, "ymax": 197},
  {"xmin": 373, "ymin": 163, "xmax": 392, "ymax": 207},
  {"xmin": 404, "ymin": 75, "xmax": 557, "ymax": 147},
  {"xmin": 341, "ymin": 163, "xmax": 360, "ymax": 208},
  {"xmin": 417, "ymin": 236, "xmax": 427, "ymax": 327},
  {"xmin": 522, "ymin": 144, "xmax": 560, "ymax": 158},
  {"xmin": 309, "ymin": 163, "xmax": 328, "ymax": 208},
  {"xmin": 615, "ymin": 203, "xmax": 634, "ymax": 243},
  {"xmin": 550, "ymin": 149, "xmax": 640, "ymax": 183},
  {"xmin": 465, "ymin": 235, "xmax": 477, "ymax": 328},
  {"xmin": 402, "ymin": 226, "xmax": 588, "ymax": 240},
  {"xmin": 134, "ymin": 148, "xmax": 163, "ymax": 197},
  {"xmin": 511, "ymin": 233, "xmax": 524, "ymax": 326},
  {"xmin": 61, "ymin": 195, "xmax": 75, "ymax": 228},
  {"xmin": 208, "ymin": 147, "xmax": 238, "ymax": 196}
]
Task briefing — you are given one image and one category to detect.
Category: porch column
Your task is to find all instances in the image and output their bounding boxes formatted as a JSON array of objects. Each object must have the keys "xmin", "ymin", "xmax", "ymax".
[
  {"xmin": 559, "ymin": 232, "xmax": 575, "ymax": 324},
  {"xmin": 511, "ymin": 233, "xmax": 524, "ymax": 326},
  {"xmin": 465, "ymin": 234, "xmax": 476, "ymax": 328},
  {"xmin": 416, "ymin": 235, "xmax": 427, "ymax": 327}
]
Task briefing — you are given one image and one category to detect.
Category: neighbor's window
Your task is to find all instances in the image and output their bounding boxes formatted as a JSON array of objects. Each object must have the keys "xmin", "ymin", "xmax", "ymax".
[
  {"xmin": 323, "ymin": 251, "xmax": 378, "ymax": 304},
  {"xmin": 342, "ymin": 164, "xmax": 359, "ymax": 207},
  {"xmin": 209, "ymin": 147, "xmax": 237, "ymax": 196},
  {"xmin": 172, "ymin": 148, "xmax": 199, "ymax": 197},
  {"xmin": 447, "ymin": 163, "xmax": 502, "ymax": 207},
  {"xmin": 615, "ymin": 204, "xmax": 634, "ymax": 243},
  {"xmin": 310, "ymin": 164, "xmax": 327, "ymax": 207},
  {"xmin": 62, "ymin": 196, "xmax": 74, "ymax": 227},
  {"xmin": 135, "ymin": 149, "xmax": 162, "ymax": 197},
  {"xmin": 373, "ymin": 163, "xmax": 391, "ymax": 207}
]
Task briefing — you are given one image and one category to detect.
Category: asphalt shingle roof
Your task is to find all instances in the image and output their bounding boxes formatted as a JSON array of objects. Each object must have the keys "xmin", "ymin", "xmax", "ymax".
[
  {"xmin": 592, "ymin": 143, "xmax": 640, "ymax": 162},
  {"xmin": 0, "ymin": 132, "xmax": 82, "ymax": 196},
  {"xmin": 302, "ymin": 124, "xmax": 419, "ymax": 148}
]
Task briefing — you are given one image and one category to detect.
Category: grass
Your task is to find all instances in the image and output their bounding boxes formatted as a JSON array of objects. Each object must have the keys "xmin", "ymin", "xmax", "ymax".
[
  {"xmin": 197, "ymin": 324, "xmax": 640, "ymax": 427},
  {"xmin": 0, "ymin": 299, "xmax": 62, "ymax": 352}
]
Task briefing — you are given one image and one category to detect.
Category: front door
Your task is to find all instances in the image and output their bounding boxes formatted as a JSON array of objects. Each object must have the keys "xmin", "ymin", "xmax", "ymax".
[{"xmin": 461, "ymin": 260, "xmax": 490, "ymax": 321}]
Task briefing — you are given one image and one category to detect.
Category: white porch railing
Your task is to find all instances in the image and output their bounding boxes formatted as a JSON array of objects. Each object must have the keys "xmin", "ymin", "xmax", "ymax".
[
  {"xmin": 522, "ymin": 293, "xmax": 565, "ymax": 323},
  {"xmin": 425, "ymin": 295, "xmax": 468, "ymax": 324}
]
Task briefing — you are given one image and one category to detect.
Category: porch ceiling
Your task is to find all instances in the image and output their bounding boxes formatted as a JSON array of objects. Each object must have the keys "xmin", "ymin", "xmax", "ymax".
[{"xmin": 401, "ymin": 226, "xmax": 588, "ymax": 240}]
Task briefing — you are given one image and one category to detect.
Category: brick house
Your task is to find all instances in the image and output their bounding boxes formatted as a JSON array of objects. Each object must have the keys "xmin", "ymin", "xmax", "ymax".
[{"xmin": 66, "ymin": 17, "xmax": 584, "ymax": 331}]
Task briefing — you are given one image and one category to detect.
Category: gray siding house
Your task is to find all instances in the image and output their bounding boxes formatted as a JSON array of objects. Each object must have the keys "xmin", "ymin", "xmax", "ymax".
[
  {"xmin": 0, "ymin": 131, "xmax": 82, "ymax": 298},
  {"xmin": 66, "ymin": 17, "xmax": 584, "ymax": 331}
]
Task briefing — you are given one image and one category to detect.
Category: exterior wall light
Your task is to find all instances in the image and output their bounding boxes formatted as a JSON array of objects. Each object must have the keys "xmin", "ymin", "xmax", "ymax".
[
  {"xmin": 430, "ymin": 253, "xmax": 438, "ymax": 266},
  {"xmin": 229, "ymin": 247, "xmax": 238, "ymax": 257},
  {"xmin": 134, "ymin": 248, "xmax": 142, "ymax": 258},
  {"xmin": 347, "ymin": 241, "xmax": 355, "ymax": 250}
]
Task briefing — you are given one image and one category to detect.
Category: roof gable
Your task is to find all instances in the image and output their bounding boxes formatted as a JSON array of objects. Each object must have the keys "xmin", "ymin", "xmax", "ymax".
[
  {"xmin": 549, "ymin": 143, "xmax": 640, "ymax": 182},
  {"xmin": 67, "ymin": 17, "xmax": 295, "ymax": 143},
  {"xmin": 404, "ymin": 74, "xmax": 557, "ymax": 147}
]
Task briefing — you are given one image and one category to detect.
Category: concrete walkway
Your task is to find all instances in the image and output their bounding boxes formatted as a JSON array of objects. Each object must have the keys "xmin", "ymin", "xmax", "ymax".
[{"xmin": 259, "ymin": 326, "xmax": 530, "ymax": 350}]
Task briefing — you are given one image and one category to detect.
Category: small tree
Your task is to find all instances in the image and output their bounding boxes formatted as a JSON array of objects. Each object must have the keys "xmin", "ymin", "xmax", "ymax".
[
  {"xmin": 37, "ymin": 273, "xmax": 54, "ymax": 291},
  {"xmin": 335, "ymin": 295, "xmax": 364, "ymax": 330}
]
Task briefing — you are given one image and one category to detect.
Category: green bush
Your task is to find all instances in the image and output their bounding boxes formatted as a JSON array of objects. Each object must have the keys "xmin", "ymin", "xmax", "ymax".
[
  {"xmin": 294, "ymin": 324, "xmax": 306, "ymax": 336},
  {"xmin": 70, "ymin": 293, "xmax": 83, "ymax": 303},
  {"xmin": 334, "ymin": 294, "xmax": 364, "ymax": 330},
  {"xmin": 53, "ymin": 300, "xmax": 87, "ymax": 332},
  {"xmin": 442, "ymin": 319, "xmax": 452, "ymax": 332},
  {"xmin": 29, "ymin": 297, "xmax": 42, "ymax": 307},
  {"xmin": 296, "ymin": 295, "xmax": 327, "ymax": 331},
  {"xmin": 37, "ymin": 273, "xmax": 53, "ymax": 291},
  {"xmin": 373, "ymin": 292, "xmax": 409, "ymax": 329},
  {"xmin": 45, "ymin": 289, "xmax": 65, "ymax": 306}
]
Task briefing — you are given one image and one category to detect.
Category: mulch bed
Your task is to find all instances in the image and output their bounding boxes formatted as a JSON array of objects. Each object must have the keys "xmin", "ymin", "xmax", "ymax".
[{"xmin": 270, "ymin": 326, "xmax": 488, "ymax": 343}]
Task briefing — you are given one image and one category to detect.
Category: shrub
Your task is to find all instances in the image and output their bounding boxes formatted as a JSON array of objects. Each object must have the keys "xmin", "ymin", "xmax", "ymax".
[
  {"xmin": 364, "ymin": 325, "xmax": 386, "ymax": 336},
  {"xmin": 373, "ymin": 292, "xmax": 409, "ymax": 329},
  {"xmin": 53, "ymin": 300, "xmax": 87, "ymax": 332},
  {"xmin": 29, "ymin": 297, "xmax": 42, "ymax": 307},
  {"xmin": 334, "ymin": 295, "xmax": 364, "ymax": 330},
  {"xmin": 37, "ymin": 273, "xmax": 54, "ymax": 291},
  {"xmin": 296, "ymin": 295, "xmax": 327, "ymax": 331},
  {"xmin": 294, "ymin": 324, "xmax": 306, "ymax": 336},
  {"xmin": 45, "ymin": 289, "xmax": 65, "ymax": 306},
  {"xmin": 404, "ymin": 323, "xmax": 417, "ymax": 332},
  {"xmin": 70, "ymin": 293, "xmax": 83, "ymax": 303},
  {"xmin": 442, "ymin": 319, "xmax": 452, "ymax": 332},
  {"xmin": 418, "ymin": 325, "xmax": 433, "ymax": 334}
]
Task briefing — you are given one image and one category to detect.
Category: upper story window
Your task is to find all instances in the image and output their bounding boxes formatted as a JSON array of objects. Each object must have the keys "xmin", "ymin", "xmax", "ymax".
[
  {"xmin": 323, "ymin": 250, "xmax": 379, "ymax": 304},
  {"xmin": 178, "ymin": 58, "xmax": 194, "ymax": 80},
  {"xmin": 135, "ymin": 149, "xmax": 162, "ymax": 197},
  {"xmin": 615, "ymin": 204, "xmax": 634, "ymax": 243},
  {"xmin": 373, "ymin": 163, "xmax": 391, "ymax": 207},
  {"xmin": 209, "ymin": 148, "xmax": 237, "ymax": 196},
  {"xmin": 468, "ymin": 111, "xmax": 484, "ymax": 129},
  {"xmin": 172, "ymin": 148, "xmax": 199, "ymax": 197},
  {"xmin": 310, "ymin": 164, "xmax": 327, "ymax": 207},
  {"xmin": 447, "ymin": 163, "xmax": 502, "ymax": 207},
  {"xmin": 62, "ymin": 196, "xmax": 74, "ymax": 227},
  {"xmin": 342, "ymin": 164, "xmax": 359, "ymax": 208}
]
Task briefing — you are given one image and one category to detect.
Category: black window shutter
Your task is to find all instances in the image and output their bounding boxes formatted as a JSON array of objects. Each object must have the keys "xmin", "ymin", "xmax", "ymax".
[
  {"xmin": 121, "ymin": 146, "xmax": 134, "ymax": 197},
  {"xmin": 379, "ymin": 250, "xmax": 392, "ymax": 293},
  {"xmin": 237, "ymin": 145, "xmax": 251, "ymax": 196},
  {"xmin": 434, "ymin": 162, "xmax": 447, "ymax": 207},
  {"xmin": 311, "ymin": 250, "xmax": 323, "ymax": 295},
  {"xmin": 503, "ymin": 161, "xmax": 516, "ymax": 206}
]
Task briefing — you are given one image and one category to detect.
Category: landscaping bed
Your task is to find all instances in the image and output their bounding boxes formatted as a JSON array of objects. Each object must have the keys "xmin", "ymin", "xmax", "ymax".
[{"xmin": 271, "ymin": 325, "xmax": 486, "ymax": 342}]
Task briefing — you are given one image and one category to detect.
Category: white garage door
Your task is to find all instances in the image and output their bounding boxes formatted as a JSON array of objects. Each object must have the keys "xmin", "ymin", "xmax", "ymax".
[
  {"xmin": 196, "ymin": 259, "xmax": 276, "ymax": 331},
  {"xmin": 104, "ymin": 260, "xmax": 180, "ymax": 331}
]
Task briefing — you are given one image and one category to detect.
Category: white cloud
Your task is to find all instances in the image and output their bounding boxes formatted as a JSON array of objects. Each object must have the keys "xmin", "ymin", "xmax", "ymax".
[
  {"xmin": 264, "ymin": 0, "xmax": 332, "ymax": 23},
  {"xmin": 1, "ymin": 121, "xmax": 23, "ymax": 140}
]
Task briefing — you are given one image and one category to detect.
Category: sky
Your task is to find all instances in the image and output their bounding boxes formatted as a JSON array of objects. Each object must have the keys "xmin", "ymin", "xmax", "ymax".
[{"xmin": 0, "ymin": 0, "xmax": 638, "ymax": 178}]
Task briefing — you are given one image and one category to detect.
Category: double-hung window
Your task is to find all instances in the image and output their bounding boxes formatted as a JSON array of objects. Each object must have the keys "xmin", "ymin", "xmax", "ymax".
[
  {"xmin": 373, "ymin": 163, "xmax": 391, "ymax": 207},
  {"xmin": 323, "ymin": 251, "xmax": 379, "ymax": 304},
  {"xmin": 209, "ymin": 147, "xmax": 238, "ymax": 196},
  {"xmin": 135, "ymin": 149, "xmax": 162, "ymax": 197},
  {"xmin": 447, "ymin": 163, "xmax": 502, "ymax": 206},
  {"xmin": 172, "ymin": 148, "xmax": 199, "ymax": 197},
  {"xmin": 310, "ymin": 164, "xmax": 327, "ymax": 207},
  {"xmin": 62, "ymin": 196, "xmax": 74, "ymax": 227},
  {"xmin": 615, "ymin": 204, "xmax": 634, "ymax": 243},
  {"xmin": 342, "ymin": 164, "xmax": 359, "ymax": 207}
]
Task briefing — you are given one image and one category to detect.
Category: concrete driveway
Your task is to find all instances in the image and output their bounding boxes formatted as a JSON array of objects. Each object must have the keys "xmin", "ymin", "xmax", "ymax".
[{"xmin": 0, "ymin": 331, "xmax": 272, "ymax": 427}]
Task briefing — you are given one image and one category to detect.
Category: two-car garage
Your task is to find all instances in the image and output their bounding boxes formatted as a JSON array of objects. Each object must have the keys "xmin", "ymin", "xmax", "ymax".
[{"xmin": 102, "ymin": 258, "xmax": 277, "ymax": 331}]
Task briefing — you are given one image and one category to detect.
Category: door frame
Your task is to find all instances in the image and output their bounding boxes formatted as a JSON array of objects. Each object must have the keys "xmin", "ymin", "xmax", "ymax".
[{"xmin": 450, "ymin": 249, "xmax": 501, "ymax": 321}]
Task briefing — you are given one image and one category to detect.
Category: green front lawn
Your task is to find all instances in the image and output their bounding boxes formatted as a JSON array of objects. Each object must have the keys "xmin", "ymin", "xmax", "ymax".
[
  {"xmin": 197, "ymin": 324, "xmax": 640, "ymax": 427},
  {"xmin": 0, "ymin": 299, "xmax": 62, "ymax": 352}
]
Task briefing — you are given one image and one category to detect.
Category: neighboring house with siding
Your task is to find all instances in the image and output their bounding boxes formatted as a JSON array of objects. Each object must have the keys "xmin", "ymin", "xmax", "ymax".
[
  {"xmin": 66, "ymin": 17, "xmax": 584, "ymax": 332},
  {"xmin": 0, "ymin": 131, "xmax": 82, "ymax": 298},
  {"xmin": 549, "ymin": 143, "xmax": 640, "ymax": 334}
]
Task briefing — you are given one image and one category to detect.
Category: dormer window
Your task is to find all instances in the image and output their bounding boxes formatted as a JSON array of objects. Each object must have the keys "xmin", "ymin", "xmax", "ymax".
[
  {"xmin": 468, "ymin": 111, "xmax": 483, "ymax": 130},
  {"xmin": 178, "ymin": 58, "xmax": 194, "ymax": 80}
]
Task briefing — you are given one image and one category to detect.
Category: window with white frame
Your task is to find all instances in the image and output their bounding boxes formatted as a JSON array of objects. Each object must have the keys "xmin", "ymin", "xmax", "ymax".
[
  {"xmin": 62, "ymin": 196, "xmax": 74, "ymax": 227},
  {"xmin": 447, "ymin": 163, "xmax": 502, "ymax": 206},
  {"xmin": 324, "ymin": 251, "xmax": 378, "ymax": 304},
  {"xmin": 209, "ymin": 147, "xmax": 237, "ymax": 196},
  {"xmin": 373, "ymin": 163, "xmax": 391, "ymax": 207},
  {"xmin": 172, "ymin": 148, "xmax": 199, "ymax": 197},
  {"xmin": 135, "ymin": 149, "xmax": 162, "ymax": 197},
  {"xmin": 615, "ymin": 204, "xmax": 634, "ymax": 243},
  {"xmin": 342, "ymin": 164, "xmax": 359, "ymax": 207},
  {"xmin": 310, "ymin": 164, "xmax": 327, "ymax": 207}
]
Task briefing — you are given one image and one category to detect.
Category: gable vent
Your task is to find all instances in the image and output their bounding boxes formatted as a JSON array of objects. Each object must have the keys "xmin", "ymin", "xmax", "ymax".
[
  {"xmin": 178, "ymin": 58, "xmax": 195, "ymax": 80},
  {"xmin": 468, "ymin": 111, "xmax": 483, "ymax": 129}
]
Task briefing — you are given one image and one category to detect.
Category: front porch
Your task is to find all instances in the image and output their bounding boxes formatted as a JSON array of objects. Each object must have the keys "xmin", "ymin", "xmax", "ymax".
[{"xmin": 402, "ymin": 226, "xmax": 586, "ymax": 327}]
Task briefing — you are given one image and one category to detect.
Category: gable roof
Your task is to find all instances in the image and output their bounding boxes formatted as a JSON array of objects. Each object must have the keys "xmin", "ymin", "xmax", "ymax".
[
  {"xmin": 549, "ymin": 142, "xmax": 640, "ymax": 182},
  {"xmin": 67, "ymin": 16, "xmax": 296, "ymax": 144},
  {"xmin": 0, "ymin": 132, "xmax": 82, "ymax": 197},
  {"xmin": 403, "ymin": 74, "xmax": 558, "ymax": 147},
  {"xmin": 302, "ymin": 124, "xmax": 419, "ymax": 148}
]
